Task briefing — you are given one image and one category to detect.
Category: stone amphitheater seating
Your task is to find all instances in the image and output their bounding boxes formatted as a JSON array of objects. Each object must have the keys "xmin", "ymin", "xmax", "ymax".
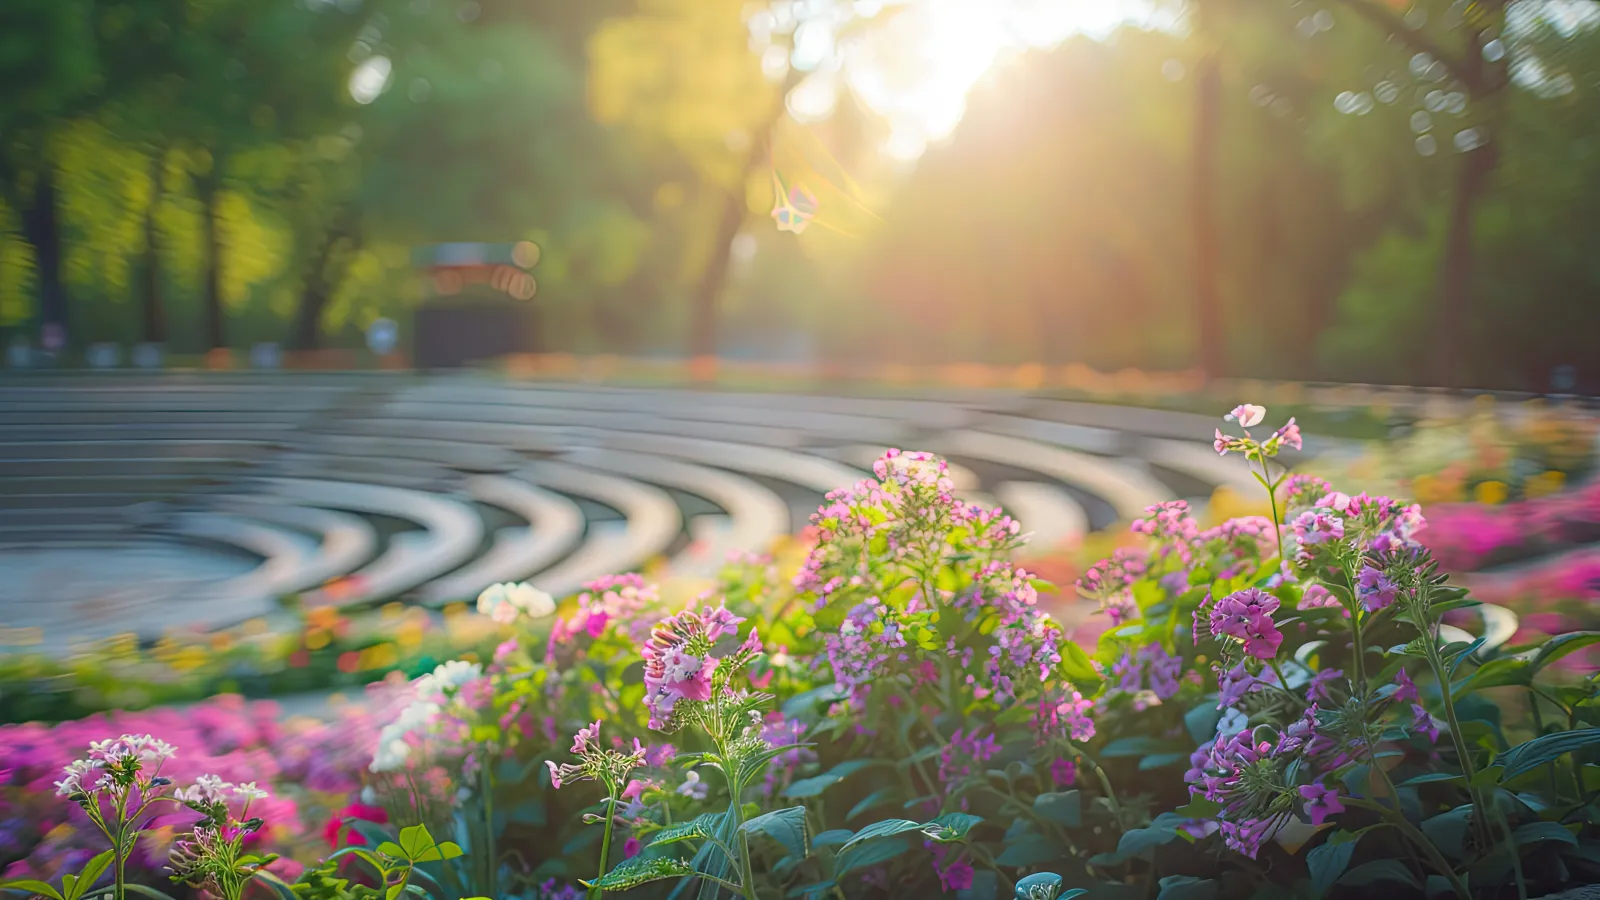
[{"xmin": 1, "ymin": 371, "xmax": 1350, "ymax": 649}]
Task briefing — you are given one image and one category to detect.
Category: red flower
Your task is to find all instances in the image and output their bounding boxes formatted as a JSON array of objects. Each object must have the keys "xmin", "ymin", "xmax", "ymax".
[{"xmin": 324, "ymin": 803, "xmax": 388, "ymax": 849}]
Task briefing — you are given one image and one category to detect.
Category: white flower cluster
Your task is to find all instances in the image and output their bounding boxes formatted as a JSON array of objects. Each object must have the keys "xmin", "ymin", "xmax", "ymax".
[
  {"xmin": 476, "ymin": 581, "xmax": 556, "ymax": 624},
  {"xmin": 369, "ymin": 659, "xmax": 487, "ymax": 773}
]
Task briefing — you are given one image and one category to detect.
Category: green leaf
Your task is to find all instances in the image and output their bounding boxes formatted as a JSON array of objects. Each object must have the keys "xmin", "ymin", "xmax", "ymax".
[
  {"xmin": 1014, "ymin": 873, "xmax": 1073, "ymax": 900},
  {"xmin": 1058, "ymin": 641, "xmax": 1104, "ymax": 697},
  {"xmin": 1494, "ymin": 728, "xmax": 1600, "ymax": 780},
  {"xmin": 374, "ymin": 843, "xmax": 405, "ymax": 860},
  {"xmin": 1511, "ymin": 821, "xmax": 1577, "ymax": 847},
  {"xmin": 1, "ymin": 880, "xmax": 65, "ymax": 900},
  {"xmin": 1399, "ymin": 773, "xmax": 1466, "ymax": 787},
  {"xmin": 649, "ymin": 815, "xmax": 719, "ymax": 848},
  {"xmin": 1451, "ymin": 656, "xmax": 1530, "ymax": 699},
  {"xmin": 68, "ymin": 851, "xmax": 115, "ymax": 900},
  {"xmin": 432, "ymin": 842, "xmax": 463, "ymax": 862},
  {"xmin": 1338, "ymin": 860, "xmax": 1422, "ymax": 889},
  {"xmin": 814, "ymin": 830, "xmax": 853, "ymax": 849},
  {"xmin": 1033, "ymin": 791, "xmax": 1081, "ymax": 827},
  {"xmin": 839, "ymin": 819, "xmax": 924, "ymax": 852},
  {"xmin": 580, "ymin": 856, "xmax": 697, "ymax": 891},
  {"xmin": 1139, "ymin": 753, "xmax": 1188, "ymax": 770},
  {"xmin": 1184, "ymin": 703, "xmax": 1222, "ymax": 744},
  {"xmin": 784, "ymin": 774, "xmax": 842, "ymax": 799},
  {"xmin": 1110, "ymin": 815, "xmax": 1184, "ymax": 860},
  {"xmin": 1173, "ymin": 796, "xmax": 1222, "ymax": 819},
  {"xmin": 1307, "ymin": 839, "xmax": 1356, "ymax": 898},
  {"xmin": 741, "ymin": 806, "xmax": 810, "ymax": 860},
  {"xmin": 923, "ymin": 813, "xmax": 983, "ymax": 843},
  {"xmin": 1100, "ymin": 737, "xmax": 1169, "ymax": 758},
  {"xmin": 1533, "ymin": 631, "xmax": 1600, "ymax": 670},
  {"xmin": 396, "ymin": 824, "xmax": 437, "ymax": 862},
  {"xmin": 1420, "ymin": 806, "xmax": 1473, "ymax": 859},
  {"xmin": 835, "ymin": 835, "xmax": 913, "ymax": 874},
  {"xmin": 1446, "ymin": 638, "xmax": 1487, "ymax": 681},
  {"xmin": 1156, "ymin": 875, "xmax": 1216, "ymax": 900},
  {"xmin": 958, "ymin": 869, "xmax": 999, "ymax": 900},
  {"xmin": 995, "ymin": 834, "xmax": 1062, "ymax": 867},
  {"xmin": 846, "ymin": 788, "xmax": 898, "ymax": 822}
]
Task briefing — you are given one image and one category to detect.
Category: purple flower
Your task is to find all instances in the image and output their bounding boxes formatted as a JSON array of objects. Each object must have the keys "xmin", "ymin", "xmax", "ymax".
[
  {"xmin": 1209, "ymin": 588, "xmax": 1283, "ymax": 660},
  {"xmin": 545, "ymin": 760, "xmax": 563, "ymax": 790},
  {"xmin": 1051, "ymin": 758, "xmax": 1077, "ymax": 787},
  {"xmin": 1410, "ymin": 704, "xmax": 1440, "ymax": 743},
  {"xmin": 1217, "ymin": 663, "xmax": 1262, "ymax": 709},
  {"xmin": 1307, "ymin": 668, "xmax": 1344, "ymax": 704},
  {"xmin": 1298, "ymin": 782, "xmax": 1344, "ymax": 825},
  {"xmin": 1270, "ymin": 418, "xmax": 1302, "ymax": 451},
  {"xmin": 1393, "ymin": 669, "xmax": 1418, "ymax": 704},
  {"xmin": 1356, "ymin": 566, "xmax": 1398, "ymax": 612},
  {"xmin": 623, "ymin": 837, "xmax": 641, "ymax": 859}
]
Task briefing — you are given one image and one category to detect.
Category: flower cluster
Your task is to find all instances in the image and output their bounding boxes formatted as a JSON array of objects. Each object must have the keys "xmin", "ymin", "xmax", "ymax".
[
  {"xmin": 1184, "ymin": 706, "xmax": 1325, "ymax": 858},
  {"xmin": 641, "ymin": 604, "xmax": 761, "ymax": 732},
  {"xmin": 476, "ymin": 581, "xmax": 556, "ymax": 624},
  {"xmin": 547, "ymin": 574, "xmax": 662, "ymax": 654},
  {"xmin": 545, "ymin": 720, "xmax": 646, "ymax": 794},
  {"xmin": 1208, "ymin": 588, "xmax": 1283, "ymax": 661}
]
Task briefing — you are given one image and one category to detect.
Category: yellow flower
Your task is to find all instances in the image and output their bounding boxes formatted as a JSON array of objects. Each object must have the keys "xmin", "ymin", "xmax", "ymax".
[
  {"xmin": 171, "ymin": 645, "xmax": 209, "ymax": 672},
  {"xmin": 1473, "ymin": 481, "xmax": 1509, "ymax": 505},
  {"xmin": 304, "ymin": 628, "xmax": 331, "ymax": 651}
]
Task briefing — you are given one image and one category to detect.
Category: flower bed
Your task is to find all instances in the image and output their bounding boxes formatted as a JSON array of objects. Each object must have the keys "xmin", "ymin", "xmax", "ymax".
[
  {"xmin": 0, "ymin": 604, "xmax": 501, "ymax": 726},
  {"xmin": 3, "ymin": 411, "xmax": 1598, "ymax": 900},
  {"xmin": 1418, "ymin": 478, "xmax": 1600, "ymax": 573}
]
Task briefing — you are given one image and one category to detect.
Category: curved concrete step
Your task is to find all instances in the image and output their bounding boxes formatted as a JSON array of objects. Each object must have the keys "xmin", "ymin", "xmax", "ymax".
[
  {"xmin": 517, "ymin": 460, "xmax": 682, "ymax": 598},
  {"xmin": 565, "ymin": 447, "xmax": 790, "ymax": 578},
  {"xmin": 994, "ymin": 481, "xmax": 1089, "ymax": 552},
  {"xmin": 216, "ymin": 500, "xmax": 379, "ymax": 595},
  {"xmin": 419, "ymin": 475, "xmax": 585, "ymax": 605},
  {"xmin": 259, "ymin": 478, "xmax": 484, "ymax": 605},
  {"xmin": 167, "ymin": 512, "xmax": 313, "ymax": 608},
  {"xmin": 935, "ymin": 430, "xmax": 1171, "ymax": 521}
]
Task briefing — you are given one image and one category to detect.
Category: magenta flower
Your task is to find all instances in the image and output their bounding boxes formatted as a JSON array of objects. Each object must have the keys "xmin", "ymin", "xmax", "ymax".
[
  {"xmin": 1216, "ymin": 663, "xmax": 1262, "ymax": 709},
  {"xmin": 1214, "ymin": 428, "xmax": 1229, "ymax": 455},
  {"xmin": 545, "ymin": 760, "xmax": 563, "ymax": 790},
  {"xmin": 641, "ymin": 604, "xmax": 757, "ymax": 731},
  {"xmin": 1298, "ymin": 782, "xmax": 1344, "ymax": 825},
  {"xmin": 571, "ymin": 721, "xmax": 602, "ymax": 755},
  {"xmin": 1393, "ymin": 669, "xmax": 1419, "ymax": 704},
  {"xmin": 1307, "ymin": 668, "xmax": 1344, "ymax": 704},
  {"xmin": 623, "ymin": 837, "xmax": 641, "ymax": 859},
  {"xmin": 1209, "ymin": 588, "xmax": 1283, "ymax": 660},
  {"xmin": 1051, "ymin": 758, "xmax": 1077, "ymax": 787}
]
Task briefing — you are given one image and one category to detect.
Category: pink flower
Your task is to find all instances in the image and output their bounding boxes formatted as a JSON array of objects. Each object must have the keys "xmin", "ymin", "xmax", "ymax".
[
  {"xmin": 623, "ymin": 837, "xmax": 641, "ymax": 859},
  {"xmin": 572, "ymin": 721, "xmax": 602, "ymax": 755},
  {"xmin": 1209, "ymin": 588, "xmax": 1282, "ymax": 660},
  {"xmin": 1228, "ymin": 404, "xmax": 1266, "ymax": 427},
  {"xmin": 545, "ymin": 760, "xmax": 563, "ymax": 790},
  {"xmin": 1298, "ymin": 782, "xmax": 1344, "ymax": 826},
  {"xmin": 1270, "ymin": 418, "xmax": 1302, "ymax": 451},
  {"xmin": 1214, "ymin": 428, "xmax": 1229, "ymax": 456},
  {"xmin": 1357, "ymin": 567, "xmax": 1399, "ymax": 612}
]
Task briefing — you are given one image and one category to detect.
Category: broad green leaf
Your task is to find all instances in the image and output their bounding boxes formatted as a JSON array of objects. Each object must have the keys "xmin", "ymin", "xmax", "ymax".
[
  {"xmin": 741, "ymin": 806, "xmax": 810, "ymax": 860},
  {"xmin": 581, "ymin": 856, "xmax": 696, "ymax": 891},
  {"xmin": 397, "ymin": 824, "xmax": 436, "ymax": 862},
  {"xmin": 1173, "ymin": 796, "xmax": 1222, "ymax": 819},
  {"xmin": 995, "ymin": 834, "xmax": 1062, "ymax": 867},
  {"xmin": 1307, "ymin": 839, "xmax": 1356, "ymax": 897},
  {"xmin": 374, "ymin": 843, "xmax": 405, "ymax": 860},
  {"xmin": 1013, "ymin": 872, "xmax": 1068, "ymax": 900},
  {"xmin": 1399, "ymin": 773, "xmax": 1466, "ymax": 787},
  {"xmin": 649, "ymin": 815, "xmax": 719, "ymax": 848},
  {"xmin": 835, "ymin": 835, "xmax": 913, "ymax": 874},
  {"xmin": 1511, "ymin": 821, "xmax": 1577, "ymax": 847},
  {"xmin": 1338, "ymin": 860, "xmax": 1422, "ymax": 889},
  {"xmin": 1059, "ymin": 640, "xmax": 1104, "ymax": 697},
  {"xmin": 1156, "ymin": 875, "xmax": 1217, "ymax": 900},
  {"xmin": 1451, "ymin": 657, "xmax": 1530, "ymax": 699},
  {"xmin": 1494, "ymin": 728, "xmax": 1600, "ymax": 780},
  {"xmin": 846, "ymin": 787, "xmax": 898, "ymax": 822},
  {"xmin": 958, "ymin": 869, "xmax": 999, "ymax": 900},
  {"xmin": 923, "ymin": 813, "xmax": 983, "ymax": 843},
  {"xmin": 1, "ymin": 880, "xmax": 65, "ymax": 900},
  {"xmin": 1420, "ymin": 806, "xmax": 1472, "ymax": 859},
  {"xmin": 813, "ymin": 829, "xmax": 853, "ymax": 848},
  {"xmin": 1099, "ymin": 737, "xmax": 1169, "ymax": 758},
  {"xmin": 839, "ymin": 819, "xmax": 923, "ymax": 852},
  {"xmin": 70, "ymin": 852, "xmax": 114, "ymax": 900},
  {"xmin": 1533, "ymin": 631, "xmax": 1600, "ymax": 670},
  {"xmin": 784, "ymin": 774, "xmax": 842, "ymax": 799},
  {"xmin": 1033, "ymin": 791, "xmax": 1081, "ymax": 827},
  {"xmin": 1184, "ymin": 703, "xmax": 1222, "ymax": 744},
  {"xmin": 1139, "ymin": 753, "xmax": 1188, "ymax": 770}
]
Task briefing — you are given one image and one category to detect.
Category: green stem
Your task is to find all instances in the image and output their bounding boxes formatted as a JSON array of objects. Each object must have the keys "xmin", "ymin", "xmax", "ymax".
[
  {"xmin": 1073, "ymin": 749, "xmax": 1126, "ymax": 832},
  {"xmin": 1345, "ymin": 798, "xmax": 1469, "ymax": 899},
  {"xmin": 721, "ymin": 771, "xmax": 758, "ymax": 900},
  {"xmin": 481, "ymin": 763, "xmax": 498, "ymax": 899},
  {"xmin": 1256, "ymin": 455, "xmax": 1285, "ymax": 562},
  {"xmin": 113, "ymin": 843, "xmax": 126, "ymax": 900},
  {"xmin": 592, "ymin": 789, "xmax": 618, "ymax": 900},
  {"xmin": 1418, "ymin": 590, "xmax": 1489, "ymax": 849}
]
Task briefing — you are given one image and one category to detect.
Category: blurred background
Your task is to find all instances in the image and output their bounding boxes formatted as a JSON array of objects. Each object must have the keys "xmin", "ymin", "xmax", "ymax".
[{"xmin": 1, "ymin": 0, "xmax": 1597, "ymax": 391}]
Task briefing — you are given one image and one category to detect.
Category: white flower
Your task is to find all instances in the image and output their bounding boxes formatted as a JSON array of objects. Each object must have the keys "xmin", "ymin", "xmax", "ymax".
[
  {"xmin": 1227, "ymin": 404, "xmax": 1267, "ymax": 427},
  {"xmin": 54, "ymin": 759, "xmax": 103, "ymax": 797},
  {"xmin": 177, "ymin": 773, "xmax": 233, "ymax": 805},
  {"xmin": 477, "ymin": 582, "xmax": 555, "ymax": 622},
  {"xmin": 370, "ymin": 738, "xmax": 411, "ymax": 774},
  {"xmin": 232, "ymin": 782, "xmax": 269, "ymax": 801},
  {"xmin": 424, "ymin": 660, "xmax": 483, "ymax": 695}
]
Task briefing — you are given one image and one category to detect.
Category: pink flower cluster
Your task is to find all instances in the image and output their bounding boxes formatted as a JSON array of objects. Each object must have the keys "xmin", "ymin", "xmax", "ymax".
[
  {"xmin": 1208, "ymin": 588, "xmax": 1283, "ymax": 660},
  {"xmin": 641, "ymin": 604, "xmax": 758, "ymax": 731},
  {"xmin": 547, "ymin": 573, "xmax": 661, "ymax": 655}
]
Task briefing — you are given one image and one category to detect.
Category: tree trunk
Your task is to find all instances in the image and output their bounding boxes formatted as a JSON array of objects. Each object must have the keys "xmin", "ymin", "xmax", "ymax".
[
  {"xmin": 198, "ymin": 176, "xmax": 225, "ymax": 350},
  {"xmin": 140, "ymin": 153, "xmax": 166, "ymax": 344},
  {"xmin": 1192, "ymin": 50, "xmax": 1225, "ymax": 379},
  {"xmin": 289, "ymin": 210, "xmax": 362, "ymax": 351},
  {"xmin": 19, "ymin": 164, "xmax": 67, "ymax": 340},
  {"xmin": 685, "ymin": 70, "xmax": 802, "ymax": 367}
]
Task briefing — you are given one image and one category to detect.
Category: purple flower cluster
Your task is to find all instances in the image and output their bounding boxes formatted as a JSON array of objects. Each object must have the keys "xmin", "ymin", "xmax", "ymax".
[
  {"xmin": 937, "ymin": 729, "xmax": 1001, "ymax": 792},
  {"xmin": 641, "ymin": 604, "xmax": 759, "ymax": 731},
  {"xmin": 1208, "ymin": 588, "xmax": 1283, "ymax": 660},
  {"xmin": 1184, "ymin": 705, "xmax": 1325, "ymax": 858}
]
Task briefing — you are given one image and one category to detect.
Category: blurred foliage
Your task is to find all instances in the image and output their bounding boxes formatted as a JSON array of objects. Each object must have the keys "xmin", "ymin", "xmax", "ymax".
[{"xmin": 0, "ymin": 0, "xmax": 1597, "ymax": 388}]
